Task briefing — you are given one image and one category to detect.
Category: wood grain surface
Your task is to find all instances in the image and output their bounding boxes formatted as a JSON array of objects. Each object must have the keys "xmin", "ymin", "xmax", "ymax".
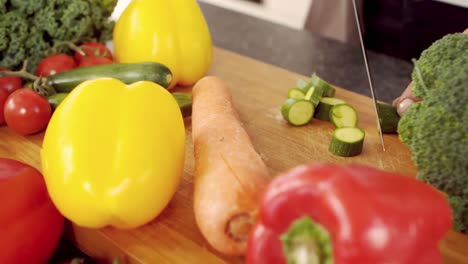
[{"xmin": 0, "ymin": 47, "xmax": 467, "ymax": 264}]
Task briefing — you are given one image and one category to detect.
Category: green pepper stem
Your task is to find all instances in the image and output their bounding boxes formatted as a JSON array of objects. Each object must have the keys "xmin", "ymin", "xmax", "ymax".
[{"xmin": 280, "ymin": 216, "xmax": 333, "ymax": 264}]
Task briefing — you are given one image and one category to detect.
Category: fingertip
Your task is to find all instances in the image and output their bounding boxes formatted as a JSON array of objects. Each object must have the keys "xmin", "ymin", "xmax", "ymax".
[{"xmin": 397, "ymin": 98, "xmax": 414, "ymax": 116}]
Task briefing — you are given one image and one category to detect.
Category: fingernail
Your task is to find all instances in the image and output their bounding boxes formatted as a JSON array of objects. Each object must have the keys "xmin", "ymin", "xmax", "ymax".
[{"xmin": 397, "ymin": 98, "xmax": 414, "ymax": 116}]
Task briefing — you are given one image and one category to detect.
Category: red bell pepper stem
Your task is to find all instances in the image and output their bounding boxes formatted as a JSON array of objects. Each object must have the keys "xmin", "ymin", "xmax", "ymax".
[
  {"xmin": 280, "ymin": 216, "xmax": 333, "ymax": 264},
  {"xmin": 246, "ymin": 164, "xmax": 453, "ymax": 264}
]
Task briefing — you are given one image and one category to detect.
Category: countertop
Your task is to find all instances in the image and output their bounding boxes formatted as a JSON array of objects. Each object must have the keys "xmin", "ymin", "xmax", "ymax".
[{"xmin": 199, "ymin": 2, "xmax": 414, "ymax": 104}]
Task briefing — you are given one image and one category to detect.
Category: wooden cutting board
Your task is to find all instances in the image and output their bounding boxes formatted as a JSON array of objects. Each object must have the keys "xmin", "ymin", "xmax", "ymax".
[{"xmin": 1, "ymin": 47, "xmax": 467, "ymax": 264}]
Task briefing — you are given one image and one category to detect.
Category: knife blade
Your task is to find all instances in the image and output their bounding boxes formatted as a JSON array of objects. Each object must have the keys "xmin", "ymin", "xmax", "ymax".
[{"xmin": 351, "ymin": 0, "xmax": 386, "ymax": 152}]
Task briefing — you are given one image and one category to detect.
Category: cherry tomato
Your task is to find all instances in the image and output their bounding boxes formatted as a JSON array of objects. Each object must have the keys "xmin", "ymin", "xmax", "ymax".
[
  {"xmin": 0, "ymin": 68, "xmax": 22, "ymax": 95},
  {"xmin": 78, "ymin": 56, "xmax": 113, "ymax": 67},
  {"xmin": 0, "ymin": 158, "xmax": 64, "ymax": 264},
  {"xmin": 74, "ymin": 41, "xmax": 113, "ymax": 64},
  {"xmin": 0, "ymin": 89, "xmax": 8, "ymax": 125},
  {"xmin": 4, "ymin": 89, "xmax": 52, "ymax": 135},
  {"xmin": 36, "ymin": 54, "xmax": 77, "ymax": 77}
]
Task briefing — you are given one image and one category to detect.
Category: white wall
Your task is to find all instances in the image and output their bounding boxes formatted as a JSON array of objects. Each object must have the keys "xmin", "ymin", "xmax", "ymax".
[{"xmin": 198, "ymin": 0, "xmax": 313, "ymax": 29}]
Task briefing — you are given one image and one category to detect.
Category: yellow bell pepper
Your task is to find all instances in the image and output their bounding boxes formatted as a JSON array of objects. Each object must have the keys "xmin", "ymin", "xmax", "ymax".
[
  {"xmin": 40, "ymin": 78, "xmax": 186, "ymax": 229},
  {"xmin": 113, "ymin": 0, "xmax": 213, "ymax": 88}
]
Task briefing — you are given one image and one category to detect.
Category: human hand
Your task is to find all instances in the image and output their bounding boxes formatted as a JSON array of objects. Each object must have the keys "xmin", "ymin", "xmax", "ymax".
[{"xmin": 392, "ymin": 28, "xmax": 468, "ymax": 116}]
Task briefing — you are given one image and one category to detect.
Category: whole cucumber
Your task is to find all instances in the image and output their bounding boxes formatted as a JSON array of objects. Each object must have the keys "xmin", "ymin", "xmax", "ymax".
[
  {"xmin": 172, "ymin": 93, "xmax": 193, "ymax": 118},
  {"xmin": 47, "ymin": 62, "xmax": 173, "ymax": 93},
  {"xmin": 47, "ymin": 92, "xmax": 193, "ymax": 118},
  {"xmin": 47, "ymin": 93, "xmax": 69, "ymax": 109}
]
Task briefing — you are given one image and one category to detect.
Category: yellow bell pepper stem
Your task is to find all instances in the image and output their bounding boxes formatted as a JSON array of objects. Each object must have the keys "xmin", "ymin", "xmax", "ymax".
[
  {"xmin": 41, "ymin": 78, "xmax": 186, "ymax": 229},
  {"xmin": 113, "ymin": 0, "xmax": 213, "ymax": 88}
]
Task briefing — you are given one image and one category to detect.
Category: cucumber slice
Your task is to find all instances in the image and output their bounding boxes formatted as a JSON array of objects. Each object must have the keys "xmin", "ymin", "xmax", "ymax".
[
  {"xmin": 304, "ymin": 86, "xmax": 324, "ymax": 107},
  {"xmin": 314, "ymin": 97, "xmax": 346, "ymax": 121},
  {"xmin": 288, "ymin": 88, "xmax": 305, "ymax": 99},
  {"xmin": 330, "ymin": 104, "xmax": 358, "ymax": 128},
  {"xmin": 281, "ymin": 98, "xmax": 315, "ymax": 126},
  {"xmin": 329, "ymin": 127, "xmax": 365, "ymax": 157},
  {"xmin": 376, "ymin": 102, "xmax": 400, "ymax": 134},
  {"xmin": 296, "ymin": 79, "xmax": 309, "ymax": 90},
  {"xmin": 310, "ymin": 73, "xmax": 336, "ymax": 97},
  {"xmin": 298, "ymin": 82, "xmax": 313, "ymax": 95}
]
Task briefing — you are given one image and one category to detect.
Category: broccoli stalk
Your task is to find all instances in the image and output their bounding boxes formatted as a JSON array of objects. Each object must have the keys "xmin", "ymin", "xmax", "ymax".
[
  {"xmin": 398, "ymin": 33, "xmax": 468, "ymax": 233},
  {"xmin": 0, "ymin": 0, "xmax": 117, "ymax": 73}
]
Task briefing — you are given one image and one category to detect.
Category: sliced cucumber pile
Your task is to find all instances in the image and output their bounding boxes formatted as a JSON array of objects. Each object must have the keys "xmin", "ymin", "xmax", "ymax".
[
  {"xmin": 282, "ymin": 75, "xmax": 332, "ymax": 126},
  {"xmin": 314, "ymin": 97, "xmax": 346, "ymax": 121},
  {"xmin": 329, "ymin": 104, "xmax": 358, "ymax": 128},
  {"xmin": 329, "ymin": 127, "xmax": 365, "ymax": 157},
  {"xmin": 281, "ymin": 74, "xmax": 370, "ymax": 157},
  {"xmin": 281, "ymin": 99, "xmax": 315, "ymax": 126}
]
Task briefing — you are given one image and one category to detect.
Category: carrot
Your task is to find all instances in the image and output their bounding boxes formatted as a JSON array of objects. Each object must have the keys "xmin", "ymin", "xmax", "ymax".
[{"xmin": 191, "ymin": 76, "xmax": 272, "ymax": 256}]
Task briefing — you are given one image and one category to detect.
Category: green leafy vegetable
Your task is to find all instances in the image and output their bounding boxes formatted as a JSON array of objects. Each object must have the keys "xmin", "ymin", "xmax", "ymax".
[{"xmin": 0, "ymin": 0, "xmax": 117, "ymax": 72}]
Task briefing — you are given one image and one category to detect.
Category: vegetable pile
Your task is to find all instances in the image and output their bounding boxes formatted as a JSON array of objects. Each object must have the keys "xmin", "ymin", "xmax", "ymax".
[
  {"xmin": 0, "ymin": 42, "xmax": 192, "ymax": 136},
  {"xmin": 0, "ymin": 42, "xmax": 115, "ymax": 135},
  {"xmin": 397, "ymin": 33, "xmax": 468, "ymax": 233},
  {"xmin": 281, "ymin": 74, "xmax": 366, "ymax": 157},
  {"xmin": 0, "ymin": 0, "xmax": 117, "ymax": 73}
]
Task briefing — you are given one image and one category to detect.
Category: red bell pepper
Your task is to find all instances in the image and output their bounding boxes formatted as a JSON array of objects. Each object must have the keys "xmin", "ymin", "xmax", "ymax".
[{"xmin": 246, "ymin": 163, "xmax": 452, "ymax": 264}]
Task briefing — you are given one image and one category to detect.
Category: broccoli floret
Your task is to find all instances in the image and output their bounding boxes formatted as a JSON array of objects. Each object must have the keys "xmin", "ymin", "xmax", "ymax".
[
  {"xmin": 449, "ymin": 196, "xmax": 468, "ymax": 233},
  {"xmin": 0, "ymin": 0, "xmax": 7, "ymax": 14},
  {"xmin": 411, "ymin": 33, "xmax": 468, "ymax": 99},
  {"xmin": 398, "ymin": 32, "xmax": 468, "ymax": 233},
  {"xmin": 0, "ymin": 0, "xmax": 117, "ymax": 72}
]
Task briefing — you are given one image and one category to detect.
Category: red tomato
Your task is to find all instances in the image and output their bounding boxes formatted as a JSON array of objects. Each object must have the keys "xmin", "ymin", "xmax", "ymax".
[
  {"xmin": 78, "ymin": 56, "xmax": 113, "ymax": 67},
  {"xmin": 74, "ymin": 41, "xmax": 113, "ymax": 64},
  {"xmin": 0, "ymin": 158, "xmax": 64, "ymax": 264},
  {"xmin": 0, "ymin": 69, "xmax": 22, "ymax": 95},
  {"xmin": 4, "ymin": 89, "xmax": 52, "ymax": 135},
  {"xmin": 0, "ymin": 89, "xmax": 8, "ymax": 125},
  {"xmin": 36, "ymin": 54, "xmax": 77, "ymax": 77}
]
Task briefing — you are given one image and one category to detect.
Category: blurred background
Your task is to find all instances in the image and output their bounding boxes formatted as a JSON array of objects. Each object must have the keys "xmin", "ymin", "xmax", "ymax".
[{"xmin": 196, "ymin": 0, "xmax": 468, "ymax": 62}]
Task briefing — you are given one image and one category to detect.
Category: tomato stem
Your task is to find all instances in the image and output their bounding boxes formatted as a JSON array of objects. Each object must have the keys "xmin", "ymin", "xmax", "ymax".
[
  {"xmin": 0, "ymin": 60, "xmax": 38, "ymax": 81},
  {"xmin": 0, "ymin": 60, "xmax": 56, "ymax": 96},
  {"xmin": 49, "ymin": 40, "xmax": 85, "ymax": 56},
  {"xmin": 280, "ymin": 217, "xmax": 333, "ymax": 264}
]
